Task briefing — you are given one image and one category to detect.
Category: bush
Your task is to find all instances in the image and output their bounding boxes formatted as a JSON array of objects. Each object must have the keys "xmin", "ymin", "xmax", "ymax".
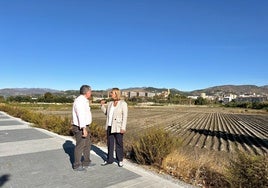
[
  {"xmin": 225, "ymin": 152, "xmax": 268, "ymax": 188},
  {"xmin": 129, "ymin": 127, "xmax": 181, "ymax": 166},
  {"xmin": 41, "ymin": 115, "xmax": 71, "ymax": 136},
  {"xmin": 89, "ymin": 122, "xmax": 106, "ymax": 144},
  {"xmin": 0, "ymin": 104, "xmax": 72, "ymax": 136}
]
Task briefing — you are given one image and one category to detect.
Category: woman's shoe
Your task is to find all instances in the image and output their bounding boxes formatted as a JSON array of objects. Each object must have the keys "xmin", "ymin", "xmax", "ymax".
[
  {"xmin": 118, "ymin": 161, "xmax": 123, "ymax": 167},
  {"xmin": 101, "ymin": 161, "xmax": 112, "ymax": 166}
]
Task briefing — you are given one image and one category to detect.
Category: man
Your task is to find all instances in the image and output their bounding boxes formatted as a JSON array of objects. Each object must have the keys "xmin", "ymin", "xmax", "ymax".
[{"xmin": 72, "ymin": 85, "xmax": 95, "ymax": 171}]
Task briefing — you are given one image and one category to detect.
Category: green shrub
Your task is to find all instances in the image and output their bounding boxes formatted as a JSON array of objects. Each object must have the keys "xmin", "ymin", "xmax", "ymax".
[
  {"xmin": 129, "ymin": 127, "xmax": 181, "ymax": 166},
  {"xmin": 38, "ymin": 115, "xmax": 71, "ymax": 136},
  {"xmin": 89, "ymin": 122, "xmax": 106, "ymax": 144},
  {"xmin": 225, "ymin": 152, "xmax": 268, "ymax": 188},
  {"xmin": 0, "ymin": 104, "xmax": 72, "ymax": 136}
]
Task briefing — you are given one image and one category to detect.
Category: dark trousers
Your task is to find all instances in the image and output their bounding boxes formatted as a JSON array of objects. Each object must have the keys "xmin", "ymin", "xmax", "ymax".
[
  {"xmin": 106, "ymin": 126, "xmax": 124, "ymax": 163},
  {"xmin": 72, "ymin": 125, "xmax": 91, "ymax": 169}
]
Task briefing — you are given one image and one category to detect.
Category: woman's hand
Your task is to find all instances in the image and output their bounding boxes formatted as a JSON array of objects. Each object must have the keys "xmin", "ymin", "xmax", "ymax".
[{"xmin": 100, "ymin": 100, "xmax": 106, "ymax": 105}]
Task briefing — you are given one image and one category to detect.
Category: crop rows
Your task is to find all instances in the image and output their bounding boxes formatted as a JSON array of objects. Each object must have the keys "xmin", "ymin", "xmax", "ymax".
[
  {"xmin": 92, "ymin": 106, "xmax": 268, "ymax": 155},
  {"xmin": 164, "ymin": 111, "xmax": 268, "ymax": 155}
]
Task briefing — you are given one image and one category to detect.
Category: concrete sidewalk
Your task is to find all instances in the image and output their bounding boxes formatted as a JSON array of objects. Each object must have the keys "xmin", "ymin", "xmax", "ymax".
[{"xmin": 0, "ymin": 111, "xmax": 195, "ymax": 188}]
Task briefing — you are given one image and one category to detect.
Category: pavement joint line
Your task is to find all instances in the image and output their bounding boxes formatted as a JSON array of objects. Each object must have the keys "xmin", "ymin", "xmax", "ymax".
[
  {"xmin": 0, "ymin": 125, "xmax": 30, "ymax": 130},
  {"xmin": 0, "ymin": 111, "xmax": 33, "ymax": 124},
  {"xmin": 0, "ymin": 119, "xmax": 18, "ymax": 121},
  {"xmin": 0, "ymin": 137, "xmax": 65, "ymax": 157}
]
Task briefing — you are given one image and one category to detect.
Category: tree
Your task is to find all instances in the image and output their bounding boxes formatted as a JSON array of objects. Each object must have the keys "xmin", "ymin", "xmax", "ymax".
[
  {"xmin": 195, "ymin": 97, "xmax": 208, "ymax": 105},
  {"xmin": 0, "ymin": 96, "xmax": 5, "ymax": 103},
  {"xmin": 44, "ymin": 92, "xmax": 54, "ymax": 102}
]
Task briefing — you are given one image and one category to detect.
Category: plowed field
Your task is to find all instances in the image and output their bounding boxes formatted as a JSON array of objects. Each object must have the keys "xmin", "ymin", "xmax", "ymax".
[{"xmin": 92, "ymin": 106, "xmax": 268, "ymax": 155}]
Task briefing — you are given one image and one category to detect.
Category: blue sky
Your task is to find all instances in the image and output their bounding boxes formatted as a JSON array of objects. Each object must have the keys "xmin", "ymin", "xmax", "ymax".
[{"xmin": 0, "ymin": 0, "xmax": 267, "ymax": 91}]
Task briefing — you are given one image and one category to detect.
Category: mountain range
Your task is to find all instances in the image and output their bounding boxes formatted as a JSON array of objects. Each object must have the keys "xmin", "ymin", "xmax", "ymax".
[
  {"xmin": 0, "ymin": 85, "xmax": 268, "ymax": 97},
  {"xmin": 0, "ymin": 88, "xmax": 61, "ymax": 97}
]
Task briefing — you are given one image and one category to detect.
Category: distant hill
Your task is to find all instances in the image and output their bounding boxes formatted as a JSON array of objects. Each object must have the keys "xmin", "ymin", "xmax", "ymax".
[
  {"xmin": 121, "ymin": 87, "xmax": 190, "ymax": 96},
  {"xmin": 189, "ymin": 85, "xmax": 268, "ymax": 96},
  {"xmin": 122, "ymin": 85, "xmax": 268, "ymax": 96},
  {"xmin": 123, "ymin": 87, "xmax": 169, "ymax": 93},
  {"xmin": 0, "ymin": 88, "xmax": 62, "ymax": 97},
  {"xmin": 1, "ymin": 85, "xmax": 267, "ymax": 97}
]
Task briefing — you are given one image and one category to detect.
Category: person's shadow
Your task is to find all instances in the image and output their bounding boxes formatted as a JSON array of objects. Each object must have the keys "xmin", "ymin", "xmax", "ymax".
[
  {"xmin": 63, "ymin": 140, "xmax": 75, "ymax": 167},
  {"xmin": 91, "ymin": 145, "xmax": 108, "ymax": 161},
  {"xmin": 0, "ymin": 174, "xmax": 10, "ymax": 187},
  {"xmin": 63, "ymin": 140, "xmax": 109, "ymax": 167}
]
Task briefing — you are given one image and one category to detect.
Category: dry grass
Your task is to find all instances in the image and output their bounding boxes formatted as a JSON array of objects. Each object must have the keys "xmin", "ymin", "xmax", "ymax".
[
  {"xmin": 225, "ymin": 152, "xmax": 268, "ymax": 188},
  {"xmin": 162, "ymin": 148, "xmax": 230, "ymax": 187}
]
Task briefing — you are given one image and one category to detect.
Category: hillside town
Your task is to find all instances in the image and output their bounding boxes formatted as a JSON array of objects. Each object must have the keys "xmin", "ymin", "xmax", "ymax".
[
  {"xmin": 99, "ymin": 88, "xmax": 268, "ymax": 104},
  {"xmin": 188, "ymin": 92, "xmax": 268, "ymax": 104}
]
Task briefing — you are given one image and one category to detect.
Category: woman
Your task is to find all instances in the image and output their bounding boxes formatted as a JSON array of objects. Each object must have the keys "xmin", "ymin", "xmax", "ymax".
[{"xmin": 100, "ymin": 88, "xmax": 128, "ymax": 167}]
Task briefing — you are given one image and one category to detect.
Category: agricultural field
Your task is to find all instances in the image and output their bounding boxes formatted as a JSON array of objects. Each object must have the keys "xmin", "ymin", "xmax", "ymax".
[
  {"xmin": 98, "ymin": 105, "xmax": 268, "ymax": 156},
  {"xmin": 132, "ymin": 106, "xmax": 268, "ymax": 155}
]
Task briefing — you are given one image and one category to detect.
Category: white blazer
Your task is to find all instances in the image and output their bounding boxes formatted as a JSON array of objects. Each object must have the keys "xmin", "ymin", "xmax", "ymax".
[{"xmin": 101, "ymin": 100, "xmax": 128, "ymax": 133}]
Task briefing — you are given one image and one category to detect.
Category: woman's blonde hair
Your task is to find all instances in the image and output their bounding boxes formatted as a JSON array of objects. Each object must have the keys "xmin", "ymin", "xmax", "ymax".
[{"xmin": 111, "ymin": 88, "xmax": 121, "ymax": 100}]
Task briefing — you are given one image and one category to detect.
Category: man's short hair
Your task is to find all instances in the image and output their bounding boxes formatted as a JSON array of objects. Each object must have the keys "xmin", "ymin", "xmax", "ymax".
[{"xmin": 80, "ymin": 85, "xmax": 91, "ymax": 94}]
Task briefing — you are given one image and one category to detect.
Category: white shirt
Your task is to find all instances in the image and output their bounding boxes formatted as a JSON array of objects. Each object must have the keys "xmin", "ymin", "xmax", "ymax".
[
  {"xmin": 72, "ymin": 95, "xmax": 92, "ymax": 128},
  {"xmin": 108, "ymin": 104, "xmax": 115, "ymax": 126}
]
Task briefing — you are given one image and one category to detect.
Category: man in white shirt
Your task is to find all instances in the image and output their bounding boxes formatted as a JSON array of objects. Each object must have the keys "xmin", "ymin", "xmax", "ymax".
[{"xmin": 72, "ymin": 85, "xmax": 94, "ymax": 171}]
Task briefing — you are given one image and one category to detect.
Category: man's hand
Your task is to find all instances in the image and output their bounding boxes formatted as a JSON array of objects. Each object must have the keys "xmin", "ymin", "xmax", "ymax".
[
  {"xmin": 120, "ymin": 129, "xmax": 126, "ymax": 134},
  {"xmin": 82, "ymin": 128, "xmax": 88, "ymax": 137}
]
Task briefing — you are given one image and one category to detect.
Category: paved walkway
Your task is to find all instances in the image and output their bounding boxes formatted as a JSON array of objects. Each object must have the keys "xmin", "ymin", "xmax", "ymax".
[{"xmin": 0, "ymin": 111, "xmax": 196, "ymax": 188}]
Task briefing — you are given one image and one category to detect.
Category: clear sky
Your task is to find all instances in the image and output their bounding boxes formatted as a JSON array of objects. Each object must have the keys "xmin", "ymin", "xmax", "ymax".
[{"xmin": 0, "ymin": 0, "xmax": 267, "ymax": 91}]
